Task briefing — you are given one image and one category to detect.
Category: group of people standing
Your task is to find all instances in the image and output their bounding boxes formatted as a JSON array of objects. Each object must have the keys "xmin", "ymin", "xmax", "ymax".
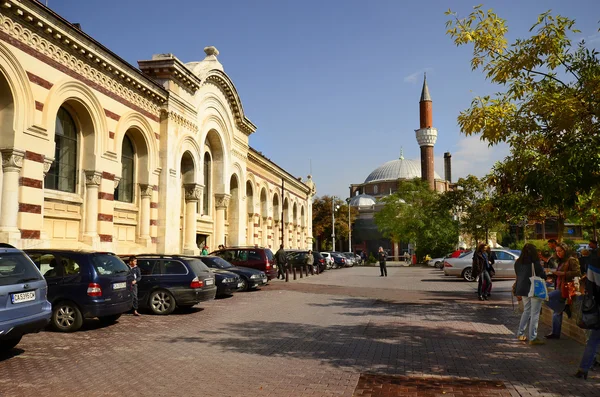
[{"xmin": 512, "ymin": 238, "xmax": 600, "ymax": 379}]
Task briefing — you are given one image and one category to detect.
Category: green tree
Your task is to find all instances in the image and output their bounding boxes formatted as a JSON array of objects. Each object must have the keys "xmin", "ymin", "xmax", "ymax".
[
  {"xmin": 445, "ymin": 6, "xmax": 600, "ymax": 240},
  {"xmin": 312, "ymin": 195, "xmax": 357, "ymax": 251},
  {"xmin": 375, "ymin": 179, "xmax": 459, "ymax": 258}
]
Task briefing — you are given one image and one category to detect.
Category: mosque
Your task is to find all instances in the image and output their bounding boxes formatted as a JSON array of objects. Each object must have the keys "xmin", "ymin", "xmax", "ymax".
[
  {"xmin": 0, "ymin": 1, "xmax": 315, "ymax": 253},
  {"xmin": 349, "ymin": 76, "xmax": 453, "ymax": 259}
]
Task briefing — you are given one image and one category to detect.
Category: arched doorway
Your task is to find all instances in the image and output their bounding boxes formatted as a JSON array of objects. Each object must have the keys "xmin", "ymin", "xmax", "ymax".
[
  {"xmin": 227, "ymin": 174, "xmax": 240, "ymax": 246},
  {"xmin": 260, "ymin": 188, "xmax": 268, "ymax": 247},
  {"xmin": 181, "ymin": 151, "xmax": 199, "ymax": 254},
  {"xmin": 292, "ymin": 203, "xmax": 298, "ymax": 248},
  {"xmin": 246, "ymin": 181, "xmax": 254, "ymax": 245},
  {"xmin": 0, "ymin": 70, "xmax": 17, "ymax": 241},
  {"xmin": 301, "ymin": 206, "xmax": 306, "ymax": 249},
  {"xmin": 283, "ymin": 198, "xmax": 289, "ymax": 248},
  {"xmin": 272, "ymin": 194, "xmax": 280, "ymax": 248}
]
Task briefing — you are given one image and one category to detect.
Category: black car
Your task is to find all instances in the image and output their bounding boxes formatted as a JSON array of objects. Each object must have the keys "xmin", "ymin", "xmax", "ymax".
[
  {"xmin": 25, "ymin": 249, "xmax": 133, "ymax": 332},
  {"xmin": 122, "ymin": 255, "xmax": 216, "ymax": 315},
  {"xmin": 199, "ymin": 256, "xmax": 267, "ymax": 291},
  {"xmin": 211, "ymin": 269, "xmax": 241, "ymax": 297}
]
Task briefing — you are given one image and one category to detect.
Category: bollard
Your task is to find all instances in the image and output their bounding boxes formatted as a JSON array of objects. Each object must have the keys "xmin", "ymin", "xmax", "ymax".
[
  {"xmin": 285, "ymin": 266, "xmax": 289, "ymax": 282},
  {"xmin": 292, "ymin": 266, "xmax": 297, "ymax": 280},
  {"xmin": 299, "ymin": 266, "xmax": 303, "ymax": 278}
]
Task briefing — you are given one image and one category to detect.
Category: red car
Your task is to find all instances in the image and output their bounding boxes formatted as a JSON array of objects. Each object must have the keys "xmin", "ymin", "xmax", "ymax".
[{"xmin": 210, "ymin": 247, "xmax": 276, "ymax": 280}]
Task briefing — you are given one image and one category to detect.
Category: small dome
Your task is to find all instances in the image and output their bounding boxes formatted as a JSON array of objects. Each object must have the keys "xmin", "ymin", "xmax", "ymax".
[
  {"xmin": 365, "ymin": 158, "xmax": 441, "ymax": 183},
  {"xmin": 350, "ymin": 194, "xmax": 376, "ymax": 207}
]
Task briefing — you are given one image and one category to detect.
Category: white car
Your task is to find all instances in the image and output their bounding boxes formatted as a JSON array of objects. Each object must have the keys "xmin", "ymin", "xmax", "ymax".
[
  {"xmin": 443, "ymin": 249, "xmax": 521, "ymax": 281},
  {"xmin": 320, "ymin": 252, "xmax": 334, "ymax": 269},
  {"xmin": 428, "ymin": 256, "xmax": 446, "ymax": 269}
]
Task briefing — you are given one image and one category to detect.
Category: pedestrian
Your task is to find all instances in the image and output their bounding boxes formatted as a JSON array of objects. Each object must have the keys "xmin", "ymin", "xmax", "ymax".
[
  {"xmin": 404, "ymin": 251, "xmax": 410, "ymax": 264},
  {"xmin": 218, "ymin": 244, "xmax": 225, "ymax": 250},
  {"xmin": 201, "ymin": 245, "xmax": 209, "ymax": 255},
  {"xmin": 361, "ymin": 251, "xmax": 367, "ymax": 265},
  {"xmin": 484, "ymin": 245, "xmax": 497, "ymax": 294},
  {"xmin": 275, "ymin": 244, "xmax": 288, "ymax": 279},
  {"xmin": 306, "ymin": 249, "xmax": 314, "ymax": 271},
  {"xmin": 377, "ymin": 246, "xmax": 387, "ymax": 277},
  {"xmin": 539, "ymin": 249, "xmax": 557, "ymax": 270},
  {"xmin": 473, "ymin": 243, "xmax": 492, "ymax": 301},
  {"xmin": 544, "ymin": 242, "xmax": 581, "ymax": 339},
  {"xmin": 515, "ymin": 243, "xmax": 546, "ymax": 345},
  {"xmin": 575, "ymin": 250, "xmax": 600, "ymax": 380},
  {"xmin": 548, "ymin": 239, "xmax": 558, "ymax": 254},
  {"xmin": 129, "ymin": 256, "xmax": 141, "ymax": 316}
]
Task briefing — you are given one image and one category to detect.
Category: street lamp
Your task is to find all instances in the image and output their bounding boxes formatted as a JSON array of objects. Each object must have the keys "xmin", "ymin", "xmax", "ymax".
[
  {"xmin": 346, "ymin": 197, "xmax": 351, "ymax": 252},
  {"xmin": 332, "ymin": 197, "xmax": 340, "ymax": 251}
]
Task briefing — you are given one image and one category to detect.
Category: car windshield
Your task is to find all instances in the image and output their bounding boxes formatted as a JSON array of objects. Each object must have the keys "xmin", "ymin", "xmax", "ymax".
[
  {"xmin": 204, "ymin": 256, "xmax": 233, "ymax": 269},
  {"xmin": 186, "ymin": 258, "xmax": 211, "ymax": 274},
  {"xmin": 0, "ymin": 252, "xmax": 43, "ymax": 285},
  {"xmin": 458, "ymin": 251, "xmax": 472, "ymax": 258},
  {"xmin": 265, "ymin": 249, "xmax": 274, "ymax": 261},
  {"xmin": 91, "ymin": 254, "xmax": 130, "ymax": 276}
]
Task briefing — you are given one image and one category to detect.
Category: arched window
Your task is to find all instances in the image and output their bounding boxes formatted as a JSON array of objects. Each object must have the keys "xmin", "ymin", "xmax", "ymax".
[
  {"xmin": 373, "ymin": 185, "xmax": 378, "ymax": 194},
  {"xmin": 45, "ymin": 107, "xmax": 78, "ymax": 193},
  {"xmin": 203, "ymin": 152, "xmax": 211, "ymax": 215},
  {"xmin": 115, "ymin": 135, "xmax": 135, "ymax": 203}
]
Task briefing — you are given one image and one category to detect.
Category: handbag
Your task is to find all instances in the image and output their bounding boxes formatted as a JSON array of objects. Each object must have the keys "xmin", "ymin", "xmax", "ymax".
[
  {"xmin": 489, "ymin": 265, "xmax": 496, "ymax": 278},
  {"xmin": 528, "ymin": 262, "xmax": 549, "ymax": 300},
  {"xmin": 576, "ymin": 293, "xmax": 600, "ymax": 329}
]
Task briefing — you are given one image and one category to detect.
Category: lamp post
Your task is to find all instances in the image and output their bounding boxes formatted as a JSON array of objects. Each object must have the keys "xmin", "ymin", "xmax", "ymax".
[
  {"xmin": 346, "ymin": 197, "xmax": 351, "ymax": 252},
  {"xmin": 332, "ymin": 197, "xmax": 340, "ymax": 251}
]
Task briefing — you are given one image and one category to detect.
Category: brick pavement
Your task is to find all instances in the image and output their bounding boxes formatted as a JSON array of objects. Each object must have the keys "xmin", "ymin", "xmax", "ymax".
[{"xmin": 0, "ymin": 267, "xmax": 598, "ymax": 397}]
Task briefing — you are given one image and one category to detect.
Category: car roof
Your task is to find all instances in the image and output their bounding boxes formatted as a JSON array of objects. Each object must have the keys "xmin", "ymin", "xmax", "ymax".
[{"xmin": 25, "ymin": 248, "xmax": 114, "ymax": 254}]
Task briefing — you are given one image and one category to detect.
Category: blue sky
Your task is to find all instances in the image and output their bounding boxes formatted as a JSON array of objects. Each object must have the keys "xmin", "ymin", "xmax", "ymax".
[{"xmin": 47, "ymin": 0, "xmax": 600, "ymax": 199}]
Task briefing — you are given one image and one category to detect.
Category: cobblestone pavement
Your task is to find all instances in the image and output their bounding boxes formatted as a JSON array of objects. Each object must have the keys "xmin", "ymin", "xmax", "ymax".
[{"xmin": 1, "ymin": 266, "xmax": 598, "ymax": 397}]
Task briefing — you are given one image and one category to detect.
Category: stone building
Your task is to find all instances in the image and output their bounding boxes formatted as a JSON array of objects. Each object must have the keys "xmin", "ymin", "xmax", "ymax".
[
  {"xmin": 0, "ymin": 0, "xmax": 315, "ymax": 254},
  {"xmin": 349, "ymin": 75, "xmax": 452, "ymax": 258}
]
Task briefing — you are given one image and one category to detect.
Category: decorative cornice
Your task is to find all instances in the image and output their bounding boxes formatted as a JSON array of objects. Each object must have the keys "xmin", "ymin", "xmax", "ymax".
[
  {"xmin": 0, "ymin": 2, "xmax": 167, "ymax": 114},
  {"xmin": 162, "ymin": 110, "xmax": 199, "ymax": 133},
  {"xmin": 204, "ymin": 71, "xmax": 256, "ymax": 136},
  {"xmin": 214, "ymin": 193, "xmax": 231, "ymax": 209},
  {"xmin": 138, "ymin": 55, "xmax": 202, "ymax": 95},
  {"xmin": 1, "ymin": 148, "xmax": 25, "ymax": 172},
  {"xmin": 84, "ymin": 170, "xmax": 102, "ymax": 187},
  {"xmin": 184, "ymin": 183, "xmax": 203, "ymax": 202},
  {"xmin": 43, "ymin": 157, "xmax": 54, "ymax": 176},
  {"xmin": 231, "ymin": 147, "xmax": 247, "ymax": 161}
]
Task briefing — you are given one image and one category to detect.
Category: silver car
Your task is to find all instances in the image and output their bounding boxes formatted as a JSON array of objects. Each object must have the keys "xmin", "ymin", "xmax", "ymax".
[{"xmin": 443, "ymin": 249, "xmax": 520, "ymax": 281}]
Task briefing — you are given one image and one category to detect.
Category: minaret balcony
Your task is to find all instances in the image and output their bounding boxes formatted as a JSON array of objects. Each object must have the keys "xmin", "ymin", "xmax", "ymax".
[{"xmin": 415, "ymin": 127, "xmax": 438, "ymax": 147}]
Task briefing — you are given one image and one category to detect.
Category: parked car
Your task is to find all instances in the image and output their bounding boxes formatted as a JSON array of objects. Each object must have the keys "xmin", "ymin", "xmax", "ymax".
[
  {"xmin": 211, "ymin": 269, "xmax": 242, "ymax": 297},
  {"xmin": 330, "ymin": 252, "xmax": 347, "ymax": 268},
  {"xmin": 340, "ymin": 252, "xmax": 355, "ymax": 267},
  {"xmin": 120, "ymin": 254, "xmax": 216, "ymax": 315},
  {"xmin": 210, "ymin": 247, "xmax": 277, "ymax": 280},
  {"xmin": 26, "ymin": 249, "xmax": 132, "ymax": 332},
  {"xmin": 443, "ymin": 249, "xmax": 520, "ymax": 281},
  {"xmin": 320, "ymin": 252, "xmax": 334, "ymax": 269},
  {"xmin": 199, "ymin": 255, "xmax": 267, "ymax": 291},
  {"xmin": 286, "ymin": 250, "xmax": 326, "ymax": 273},
  {"xmin": 428, "ymin": 256, "xmax": 447, "ymax": 269},
  {"xmin": 1, "ymin": 244, "xmax": 52, "ymax": 352}
]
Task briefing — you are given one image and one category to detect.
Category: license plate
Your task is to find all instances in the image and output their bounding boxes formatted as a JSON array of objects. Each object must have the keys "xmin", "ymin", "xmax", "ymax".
[
  {"xmin": 261, "ymin": 277, "xmax": 267, "ymax": 283},
  {"xmin": 205, "ymin": 279, "xmax": 214, "ymax": 286},
  {"xmin": 237, "ymin": 282, "xmax": 243, "ymax": 288},
  {"xmin": 113, "ymin": 282, "xmax": 126, "ymax": 290},
  {"xmin": 11, "ymin": 291, "xmax": 35, "ymax": 304}
]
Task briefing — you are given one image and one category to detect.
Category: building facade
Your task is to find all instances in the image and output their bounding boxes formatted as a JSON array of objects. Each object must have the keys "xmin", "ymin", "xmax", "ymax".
[{"xmin": 0, "ymin": 0, "xmax": 315, "ymax": 254}]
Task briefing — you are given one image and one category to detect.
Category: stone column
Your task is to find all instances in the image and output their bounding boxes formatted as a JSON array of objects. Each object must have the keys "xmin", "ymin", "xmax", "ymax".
[
  {"xmin": 183, "ymin": 183, "xmax": 202, "ymax": 254},
  {"xmin": 247, "ymin": 211, "xmax": 254, "ymax": 246},
  {"xmin": 262, "ymin": 216, "xmax": 268, "ymax": 247},
  {"xmin": 214, "ymin": 193, "xmax": 230, "ymax": 247},
  {"xmin": 0, "ymin": 149, "xmax": 24, "ymax": 242},
  {"xmin": 138, "ymin": 184, "xmax": 153, "ymax": 246},
  {"xmin": 273, "ymin": 220, "xmax": 279, "ymax": 248},
  {"xmin": 83, "ymin": 170, "xmax": 102, "ymax": 243}
]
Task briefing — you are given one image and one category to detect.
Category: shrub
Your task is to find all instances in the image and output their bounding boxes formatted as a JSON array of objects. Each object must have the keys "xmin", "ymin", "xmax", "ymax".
[{"xmin": 368, "ymin": 253, "xmax": 377, "ymax": 264}]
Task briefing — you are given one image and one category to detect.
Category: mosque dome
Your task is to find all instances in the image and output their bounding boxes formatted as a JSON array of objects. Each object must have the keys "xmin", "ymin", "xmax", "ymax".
[
  {"xmin": 349, "ymin": 194, "xmax": 377, "ymax": 207},
  {"xmin": 365, "ymin": 156, "xmax": 441, "ymax": 184}
]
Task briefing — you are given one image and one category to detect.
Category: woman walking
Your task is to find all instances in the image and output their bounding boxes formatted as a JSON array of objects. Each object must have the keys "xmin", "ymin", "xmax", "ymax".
[
  {"xmin": 545, "ymin": 242, "xmax": 581, "ymax": 339},
  {"xmin": 515, "ymin": 243, "xmax": 546, "ymax": 345},
  {"xmin": 129, "ymin": 256, "xmax": 141, "ymax": 316},
  {"xmin": 575, "ymin": 252, "xmax": 600, "ymax": 379},
  {"xmin": 473, "ymin": 243, "xmax": 492, "ymax": 300}
]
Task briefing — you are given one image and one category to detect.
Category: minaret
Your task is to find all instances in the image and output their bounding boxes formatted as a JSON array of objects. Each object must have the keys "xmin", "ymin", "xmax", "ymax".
[{"xmin": 415, "ymin": 73, "xmax": 437, "ymax": 190}]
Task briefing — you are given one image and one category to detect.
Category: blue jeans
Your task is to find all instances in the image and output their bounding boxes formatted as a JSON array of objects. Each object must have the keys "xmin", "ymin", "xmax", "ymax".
[
  {"xmin": 478, "ymin": 269, "xmax": 491, "ymax": 296},
  {"xmin": 580, "ymin": 329, "xmax": 600, "ymax": 371},
  {"xmin": 518, "ymin": 296, "xmax": 543, "ymax": 340},
  {"xmin": 545, "ymin": 289, "xmax": 566, "ymax": 336}
]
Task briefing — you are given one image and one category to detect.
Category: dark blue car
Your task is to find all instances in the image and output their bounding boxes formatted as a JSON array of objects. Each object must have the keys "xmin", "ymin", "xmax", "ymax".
[
  {"xmin": 25, "ymin": 250, "xmax": 133, "ymax": 332},
  {"xmin": 0, "ymin": 244, "xmax": 52, "ymax": 352}
]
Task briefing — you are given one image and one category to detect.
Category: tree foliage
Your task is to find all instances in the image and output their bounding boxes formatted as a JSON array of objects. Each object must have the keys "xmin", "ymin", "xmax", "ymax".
[
  {"xmin": 312, "ymin": 195, "xmax": 358, "ymax": 250},
  {"xmin": 374, "ymin": 179, "xmax": 459, "ymax": 258},
  {"xmin": 446, "ymin": 6, "xmax": 600, "ymax": 240}
]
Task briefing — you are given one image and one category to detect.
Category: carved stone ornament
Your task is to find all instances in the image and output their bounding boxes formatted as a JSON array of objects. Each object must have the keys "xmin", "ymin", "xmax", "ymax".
[
  {"xmin": 0, "ymin": 149, "xmax": 25, "ymax": 172},
  {"xmin": 140, "ymin": 184, "xmax": 154, "ymax": 198},
  {"xmin": 184, "ymin": 183, "xmax": 203, "ymax": 202},
  {"xmin": 84, "ymin": 170, "xmax": 102, "ymax": 187},
  {"xmin": 43, "ymin": 157, "xmax": 54, "ymax": 176},
  {"xmin": 214, "ymin": 193, "xmax": 231, "ymax": 209}
]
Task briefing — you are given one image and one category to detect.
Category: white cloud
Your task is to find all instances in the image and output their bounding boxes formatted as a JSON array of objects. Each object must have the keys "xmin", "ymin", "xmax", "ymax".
[
  {"xmin": 403, "ymin": 68, "xmax": 434, "ymax": 84},
  {"xmin": 586, "ymin": 32, "xmax": 600, "ymax": 44},
  {"xmin": 434, "ymin": 135, "xmax": 510, "ymax": 182}
]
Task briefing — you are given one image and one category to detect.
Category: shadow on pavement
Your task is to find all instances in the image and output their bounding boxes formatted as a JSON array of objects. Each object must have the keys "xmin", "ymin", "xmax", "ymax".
[{"xmin": 0, "ymin": 347, "xmax": 24, "ymax": 362}]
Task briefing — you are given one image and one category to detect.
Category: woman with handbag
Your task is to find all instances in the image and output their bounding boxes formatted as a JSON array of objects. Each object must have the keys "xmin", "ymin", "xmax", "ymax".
[
  {"xmin": 514, "ymin": 244, "xmax": 547, "ymax": 345},
  {"xmin": 575, "ymin": 254, "xmax": 600, "ymax": 379},
  {"xmin": 473, "ymin": 243, "xmax": 492, "ymax": 301},
  {"xmin": 545, "ymin": 242, "xmax": 581, "ymax": 339}
]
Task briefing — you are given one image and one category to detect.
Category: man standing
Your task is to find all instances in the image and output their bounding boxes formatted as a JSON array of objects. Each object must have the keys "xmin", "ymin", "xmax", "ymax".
[
  {"xmin": 377, "ymin": 246, "xmax": 387, "ymax": 277},
  {"xmin": 548, "ymin": 239, "xmax": 558, "ymax": 253},
  {"xmin": 275, "ymin": 244, "xmax": 288, "ymax": 280},
  {"xmin": 129, "ymin": 256, "xmax": 141, "ymax": 317}
]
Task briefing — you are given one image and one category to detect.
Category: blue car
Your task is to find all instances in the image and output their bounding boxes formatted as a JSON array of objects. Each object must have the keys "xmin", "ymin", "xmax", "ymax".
[
  {"xmin": 0, "ymin": 244, "xmax": 52, "ymax": 352},
  {"xmin": 25, "ymin": 250, "xmax": 133, "ymax": 332}
]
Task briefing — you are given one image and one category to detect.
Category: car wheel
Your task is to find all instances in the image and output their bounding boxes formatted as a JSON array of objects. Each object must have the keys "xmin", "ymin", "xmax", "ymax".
[
  {"xmin": 52, "ymin": 301, "xmax": 83, "ymax": 332},
  {"xmin": 462, "ymin": 267, "xmax": 476, "ymax": 282},
  {"xmin": 149, "ymin": 290, "xmax": 176, "ymax": 315},
  {"xmin": 0, "ymin": 336, "xmax": 22, "ymax": 352},
  {"xmin": 98, "ymin": 314, "xmax": 121, "ymax": 325},
  {"xmin": 435, "ymin": 261, "xmax": 443, "ymax": 269},
  {"xmin": 238, "ymin": 278, "xmax": 249, "ymax": 291}
]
